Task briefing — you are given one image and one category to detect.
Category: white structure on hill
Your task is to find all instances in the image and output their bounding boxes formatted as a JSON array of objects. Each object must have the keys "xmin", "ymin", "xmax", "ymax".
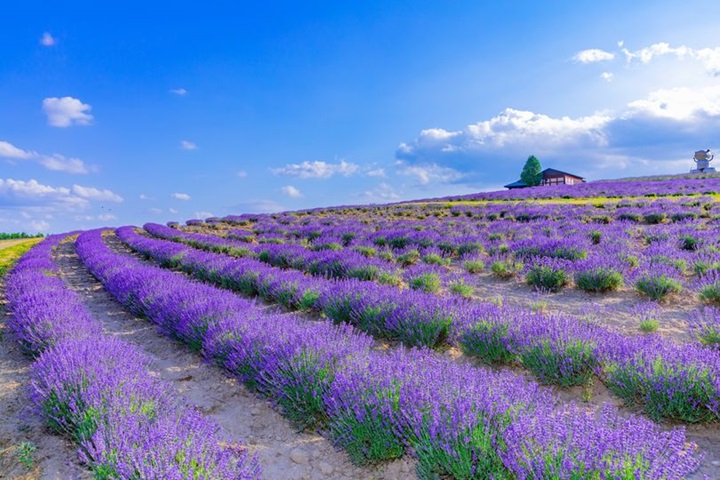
[{"xmin": 691, "ymin": 149, "xmax": 716, "ymax": 173}]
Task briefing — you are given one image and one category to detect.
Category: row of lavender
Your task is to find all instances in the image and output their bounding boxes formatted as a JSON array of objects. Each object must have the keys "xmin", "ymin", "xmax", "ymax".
[
  {"xmin": 150, "ymin": 220, "xmax": 720, "ymax": 345},
  {"xmin": 213, "ymin": 201, "xmax": 720, "ymax": 302},
  {"xmin": 127, "ymin": 224, "xmax": 720, "ymax": 424},
  {"xmin": 4, "ymin": 234, "xmax": 259, "ymax": 479},
  {"xmin": 444, "ymin": 176, "xmax": 720, "ymax": 201},
  {"xmin": 96, "ymin": 226, "xmax": 705, "ymax": 478}
]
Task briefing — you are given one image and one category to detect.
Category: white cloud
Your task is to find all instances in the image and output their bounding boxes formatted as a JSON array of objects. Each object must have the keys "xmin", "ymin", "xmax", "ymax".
[
  {"xmin": 366, "ymin": 168, "xmax": 386, "ymax": 177},
  {"xmin": 395, "ymin": 162, "xmax": 464, "ymax": 185},
  {"xmin": 601, "ymin": 72, "xmax": 614, "ymax": 82},
  {"xmin": 0, "ymin": 140, "xmax": 93, "ymax": 174},
  {"xmin": 0, "ymin": 178, "xmax": 121, "ymax": 209},
  {"xmin": 397, "ymin": 108, "xmax": 611, "ymax": 163},
  {"xmin": 194, "ymin": 211, "xmax": 214, "ymax": 219},
  {"xmin": 573, "ymin": 49, "xmax": 615, "ymax": 63},
  {"xmin": 271, "ymin": 160, "xmax": 359, "ymax": 179},
  {"xmin": 0, "ymin": 141, "xmax": 34, "ymax": 159},
  {"xmin": 30, "ymin": 220, "xmax": 50, "ymax": 232},
  {"xmin": 363, "ymin": 182, "xmax": 401, "ymax": 202},
  {"xmin": 281, "ymin": 185, "xmax": 303, "ymax": 198},
  {"xmin": 172, "ymin": 192, "xmax": 191, "ymax": 200},
  {"xmin": 180, "ymin": 140, "xmax": 197, "ymax": 150},
  {"xmin": 621, "ymin": 42, "xmax": 720, "ymax": 76},
  {"xmin": 148, "ymin": 208, "xmax": 163, "ymax": 214},
  {"xmin": 71, "ymin": 185, "xmax": 123, "ymax": 202},
  {"xmin": 169, "ymin": 207, "xmax": 179, "ymax": 214},
  {"xmin": 170, "ymin": 88, "xmax": 187, "ymax": 96},
  {"xmin": 625, "ymin": 85, "xmax": 720, "ymax": 121},
  {"xmin": 237, "ymin": 170, "xmax": 248, "ymax": 178},
  {"xmin": 40, "ymin": 32, "xmax": 56, "ymax": 47},
  {"xmin": 139, "ymin": 193, "xmax": 154, "ymax": 200},
  {"xmin": 39, "ymin": 154, "xmax": 93, "ymax": 174},
  {"xmin": 43, "ymin": 97, "xmax": 94, "ymax": 127}
]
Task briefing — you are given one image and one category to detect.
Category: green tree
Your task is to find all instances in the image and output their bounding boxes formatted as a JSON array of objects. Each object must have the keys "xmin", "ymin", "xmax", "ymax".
[{"xmin": 520, "ymin": 155, "xmax": 542, "ymax": 186}]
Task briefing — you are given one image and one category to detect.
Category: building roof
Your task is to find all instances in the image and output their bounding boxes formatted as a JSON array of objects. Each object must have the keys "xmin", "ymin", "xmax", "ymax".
[
  {"xmin": 541, "ymin": 168, "xmax": 584, "ymax": 179},
  {"xmin": 503, "ymin": 180, "xmax": 528, "ymax": 189}
]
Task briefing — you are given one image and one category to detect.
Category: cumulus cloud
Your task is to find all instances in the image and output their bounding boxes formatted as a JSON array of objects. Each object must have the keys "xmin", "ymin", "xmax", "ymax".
[
  {"xmin": 281, "ymin": 185, "xmax": 303, "ymax": 198},
  {"xmin": 71, "ymin": 185, "xmax": 123, "ymax": 202},
  {"xmin": 40, "ymin": 32, "xmax": 56, "ymax": 47},
  {"xmin": 39, "ymin": 154, "xmax": 93, "ymax": 174},
  {"xmin": 30, "ymin": 220, "xmax": 50, "ymax": 231},
  {"xmin": 0, "ymin": 140, "xmax": 93, "ymax": 174},
  {"xmin": 601, "ymin": 72, "xmax": 614, "ymax": 82},
  {"xmin": 362, "ymin": 182, "xmax": 401, "ymax": 202},
  {"xmin": 395, "ymin": 162, "xmax": 465, "ymax": 185},
  {"xmin": 620, "ymin": 42, "xmax": 720, "ymax": 76},
  {"xmin": 43, "ymin": 97, "xmax": 94, "ymax": 127},
  {"xmin": 0, "ymin": 178, "xmax": 121, "ymax": 210},
  {"xmin": 366, "ymin": 168, "xmax": 386, "ymax": 177},
  {"xmin": 624, "ymin": 85, "xmax": 720, "ymax": 121},
  {"xmin": 139, "ymin": 193, "xmax": 154, "ymax": 200},
  {"xmin": 180, "ymin": 140, "xmax": 197, "ymax": 150},
  {"xmin": 0, "ymin": 141, "xmax": 34, "ymax": 159},
  {"xmin": 194, "ymin": 211, "xmax": 214, "ymax": 219},
  {"xmin": 172, "ymin": 192, "xmax": 191, "ymax": 200},
  {"xmin": 272, "ymin": 160, "xmax": 359, "ymax": 179},
  {"xmin": 169, "ymin": 207, "xmax": 179, "ymax": 214},
  {"xmin": 573, "ymin": 49, "xmax": 615, "ymax": 63},
  {"xmin": 170, "ymin": 88, "xmax": 187, "ymax": 96},
  {"xmin": 396, "ymin": 88, "xmax": 720, "ymax": 183},
  {"xmin": 397, "ymin": 108, "xmax": 611, "ymax": 166}
]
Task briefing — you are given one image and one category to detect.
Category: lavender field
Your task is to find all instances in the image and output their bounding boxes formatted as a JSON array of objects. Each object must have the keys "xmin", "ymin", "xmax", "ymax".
[{"xmin": 4, "ymin": 175, "xmax": 720, "ymax": 479}]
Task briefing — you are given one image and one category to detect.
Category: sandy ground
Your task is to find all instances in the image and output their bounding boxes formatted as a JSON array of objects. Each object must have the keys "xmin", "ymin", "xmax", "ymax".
[{"xmin": 53, "ymin": 238, "xmax": 415, "ymax": 479}]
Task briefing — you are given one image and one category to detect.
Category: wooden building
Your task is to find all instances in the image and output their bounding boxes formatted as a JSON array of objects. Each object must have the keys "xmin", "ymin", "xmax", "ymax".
[{"xmin": 504, "ymin": 168, "xmax": 585, "ymax": 189}]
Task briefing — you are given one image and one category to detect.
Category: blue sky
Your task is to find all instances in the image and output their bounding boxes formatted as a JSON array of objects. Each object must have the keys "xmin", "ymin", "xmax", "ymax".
[{"xmin": 2, "ymin": 1, "xmax": 720, "ymax": 233}]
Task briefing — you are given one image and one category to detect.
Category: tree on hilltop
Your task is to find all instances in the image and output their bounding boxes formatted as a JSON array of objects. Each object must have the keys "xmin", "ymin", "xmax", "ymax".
[{"xmin": 520, "ymin": 155, "xmax": 542, "ymax": 186}]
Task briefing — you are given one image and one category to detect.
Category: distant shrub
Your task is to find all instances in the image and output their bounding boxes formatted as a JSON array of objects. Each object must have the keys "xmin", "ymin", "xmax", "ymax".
[
  {"xmin": 634, "ymin": 274, "xmax": 682, "ymax": 301},
  {"xmin": 589, "ymin": 230, "xmax": 602, "ymax": 245},
  {"xmin": 409, "ymin": 273, "xmax": 442, "ymax": 293},
  {"xmin": 422, "ymin": 253, "xmax": 450, "ymax": 266},
  {"xmin": 688, "ymin": 307, "xmax": 720, "ymax": 349},
  {"xmin": 699, "ymin": 282, "xmax": 720, "ymax": 306},
  {"xmin": 643, "ymin": 212, "xmax": 667, "ymax": 224},
  {"xmin": 520, "ymin": 339, "xmax": 597, "ymax": 387},
  {"xmin": 575, "ymin": 267, "xmax": 623, "ymax": 293},
  {"xmin": 355, "ymin": 246, "xmax": 377, "ymax": 258},
  {"xmin": 457, "ymin": 321, "xmax": 516, "ymax": 365},
  {"xmin": 397, "ymin": 249, "xmax": 421, "ymax": 266},
  {"xmin": 449, "ymin": 279, "xmax": 474, "ymax": 298},
  {"xmin": 525, "ymin": 265, "xmax": 568, "ymax": 292},
  {"xmin": 617, "ymin": 212, "xmax": 641, "ymax": 222},
  {"xmin": 680, "ymin": 235, "xmax": 700, "ymax": 251},
  {"xmin": 639, "ymin": 318, "xmax": 659, "ymax": 333},
  {"xmin": 491, "ymin": 259, "xmax": 523, "ymax": 279},
  {"xmin": 463, "ymin": 260, "xmax": 485, "ymax": 274}
]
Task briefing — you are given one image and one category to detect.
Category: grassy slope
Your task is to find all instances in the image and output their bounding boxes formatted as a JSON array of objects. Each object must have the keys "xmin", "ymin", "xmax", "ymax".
[{"xmin": 0, "ymin": 239, "xmax": 42, "ymax": 277}]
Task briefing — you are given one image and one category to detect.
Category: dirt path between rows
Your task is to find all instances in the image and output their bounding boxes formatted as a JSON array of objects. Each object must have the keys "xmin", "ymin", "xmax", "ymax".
[
  {"xmin": 55, "ymin": 238, "xmax": 415, "ymax": 479},
  {"xmin": 0, "ymin": 280, "xmax": 92, "ymax": 480}
]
